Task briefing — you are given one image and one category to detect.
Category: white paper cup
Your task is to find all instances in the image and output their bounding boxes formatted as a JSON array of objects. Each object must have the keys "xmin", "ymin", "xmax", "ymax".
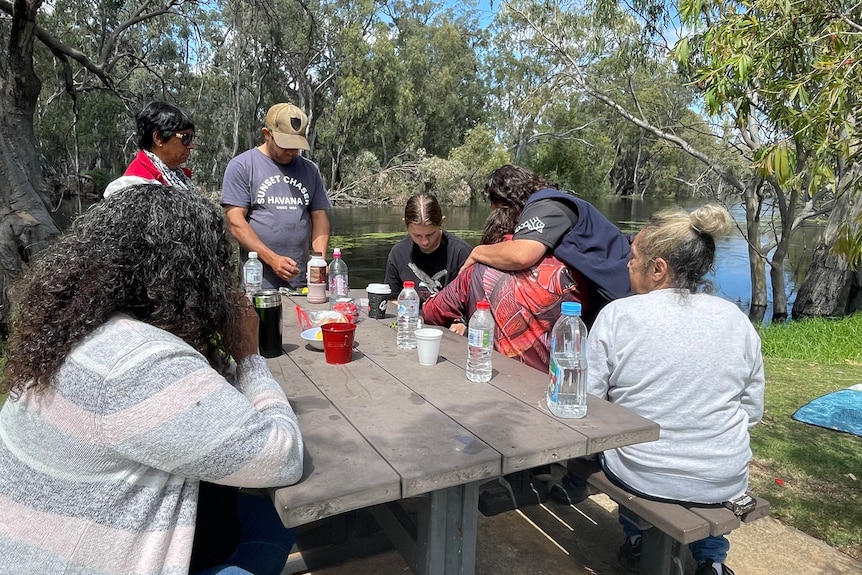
[{"xmin": 415, "ymin": 328, "xmax": 443, "ymax": 366}]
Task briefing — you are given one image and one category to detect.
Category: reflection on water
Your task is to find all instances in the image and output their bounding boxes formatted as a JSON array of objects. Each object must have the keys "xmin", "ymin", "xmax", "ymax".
[{"xmin": 330, "ymin": 198, "xmax": 821, "ymax": 322}]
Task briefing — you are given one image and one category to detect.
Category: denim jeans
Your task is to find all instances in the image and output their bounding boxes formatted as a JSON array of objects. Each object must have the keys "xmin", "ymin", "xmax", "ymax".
[
  {"xmin": 617, "ymin": 512, "xmax": 730, "ymax": 563},
  {"xmin": 190, "ymin": 491, "xmax": 296, "ymax": 575},
  {"xmin": 602, "ymin": 456, "xmax": 730, "ymax": 564}
]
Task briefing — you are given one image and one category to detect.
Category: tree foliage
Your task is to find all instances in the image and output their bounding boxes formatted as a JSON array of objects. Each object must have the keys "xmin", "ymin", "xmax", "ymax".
[
  {"xmin": 675, "ymin": 0, "xmax": 862, "ymax": 319},
  {"xmin": 5, "ymin": 0, "xmax": 861, "ymax": 328}
]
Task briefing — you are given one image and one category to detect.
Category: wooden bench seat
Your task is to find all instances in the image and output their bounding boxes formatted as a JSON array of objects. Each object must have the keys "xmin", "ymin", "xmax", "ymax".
[{"xmin": 568, "ymin": 459, "xmax": 770, "ymax": 575}]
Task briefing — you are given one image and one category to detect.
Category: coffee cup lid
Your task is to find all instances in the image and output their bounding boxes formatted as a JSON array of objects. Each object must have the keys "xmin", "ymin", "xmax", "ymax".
[{"xmin": 367, "ymin": 283, "xmax": 391, "ymax": 294}]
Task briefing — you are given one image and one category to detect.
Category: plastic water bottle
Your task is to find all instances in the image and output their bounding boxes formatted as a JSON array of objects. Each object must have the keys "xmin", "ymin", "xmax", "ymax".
[
  {"xmin": 547, "ymin": 301, "xmax": 588, "ymax": 418},
  {"xmin": 328, "ymin": 248, "xmax": 350, "ymax": 308},
  {"xmin": 466, "ymin": 300, "xmax": 493, "ymax": 383},
  {"xmin": 396, "ymin": 281, "xmax": 421, "ymax": 349},
  {"xmin": 242, "ymin": 251, "xmax": 263, "ymax": 297}
]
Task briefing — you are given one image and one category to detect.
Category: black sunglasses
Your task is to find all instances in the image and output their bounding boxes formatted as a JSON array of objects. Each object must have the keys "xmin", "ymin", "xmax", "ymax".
[{"xmin": 173, "ymin": 132, "xmax": 195, "ymax": 147}]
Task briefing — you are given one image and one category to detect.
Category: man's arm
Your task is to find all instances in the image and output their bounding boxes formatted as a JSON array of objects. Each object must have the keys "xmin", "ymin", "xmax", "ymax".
[
  {"xmin": 224, "ymin": 206, "xmax": 301, "ymax": 281},
  {"xmin": 309, "ymin": 209, "xmax": 330, "ymax": 256},
  {"xmin": 460, "ymin": 239, "xmax": 548, "ymax": 273}
]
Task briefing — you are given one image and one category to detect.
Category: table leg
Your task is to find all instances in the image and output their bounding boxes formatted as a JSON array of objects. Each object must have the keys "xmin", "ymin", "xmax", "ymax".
[
  {"xmin": 415, "ymin": 481, "xmax": 480, "ymax": 575},
  {"xmin": 370, "ymin": 481, "xmax": 481, "ymax": 575}
]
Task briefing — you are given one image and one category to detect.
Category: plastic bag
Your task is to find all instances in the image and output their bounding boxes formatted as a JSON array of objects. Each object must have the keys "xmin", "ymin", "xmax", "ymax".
[{"xmin": 295, "ymin": 305, "xmax": 355, "ymax": 330}]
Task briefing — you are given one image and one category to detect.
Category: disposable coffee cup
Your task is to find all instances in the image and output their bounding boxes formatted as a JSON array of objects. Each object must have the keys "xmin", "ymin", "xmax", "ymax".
[
  {"xmin": 366, "ymin": 283, "xmax": 391, "ymax": 319},
  {"xmin": 414, "ymin": 328, "xmax": 443, "ymax": 366}
]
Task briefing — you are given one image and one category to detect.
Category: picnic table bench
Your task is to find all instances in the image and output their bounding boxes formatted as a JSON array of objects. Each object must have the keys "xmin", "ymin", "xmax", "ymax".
[
  {"xmin": 568, "ymin": 459, "xmax": 770, "ymax": 575},
  {"xmin": 266, "ymin": 290, "xmax": 661, "ymax": 575}
]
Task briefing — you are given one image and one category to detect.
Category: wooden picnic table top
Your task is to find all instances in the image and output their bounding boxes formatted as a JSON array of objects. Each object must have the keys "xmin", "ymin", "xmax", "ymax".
[{"xmin": 268, "ymin": 290, "xmax": 659, "ymax": 529}]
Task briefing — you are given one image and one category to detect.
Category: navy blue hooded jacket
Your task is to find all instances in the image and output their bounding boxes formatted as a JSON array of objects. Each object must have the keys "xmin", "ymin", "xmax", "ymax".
[{"xmin": 524, "ymin": 188, "xmax": 632, "ymax": 306}]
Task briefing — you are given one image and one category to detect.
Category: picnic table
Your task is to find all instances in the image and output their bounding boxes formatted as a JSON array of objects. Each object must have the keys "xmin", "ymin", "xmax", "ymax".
[{"xmin": 266, "ymin": 290, "xmax": 659, "ymax": 575}]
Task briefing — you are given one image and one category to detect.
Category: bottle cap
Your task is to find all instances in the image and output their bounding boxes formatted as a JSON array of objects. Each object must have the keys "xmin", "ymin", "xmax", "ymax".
[
  {"xmin": 477, "ymin": 300, "xmax": 490, "ymax": 310},
  {"xmin": 248, "ymin": 251, "xmax": 258, "ymax": 259},
  {"xmin": 403, "ymin": 281, "xmax": 415, "ymax": 289},
  {"xmin": 561, "ymin": 301, "xmax": 582, "ymax": 316},
  {"xmin": 333, "ymin": 248, "xmax": 341, "ymax": 257}
]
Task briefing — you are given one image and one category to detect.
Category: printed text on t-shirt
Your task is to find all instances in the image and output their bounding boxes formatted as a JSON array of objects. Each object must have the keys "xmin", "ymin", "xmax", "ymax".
[
  {"xmin": 515, "ymin": 216, "xmax": 546, "ymax": 234},
  {"xmin": 255, "ymin": 175, "xmax": 311, "ymax": 206}
]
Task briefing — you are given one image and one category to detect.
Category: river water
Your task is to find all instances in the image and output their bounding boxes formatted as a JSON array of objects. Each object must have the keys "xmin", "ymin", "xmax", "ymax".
[
  {"xmin": 329, "ymin": 198, "xmax": 822, "ymax": 322},
  {"xmin": 58, "ymin": 195, "xmax": 819, "ymax": 321}
]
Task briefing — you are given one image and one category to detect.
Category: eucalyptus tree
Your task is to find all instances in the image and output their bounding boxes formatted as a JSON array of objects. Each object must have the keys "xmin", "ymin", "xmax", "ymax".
[
  {"xmin": 486, "ymin": 0, "xmax": 726, "ymax": 200},
  {"xmin": 314, "ymin": 0, "xmax": 489, "ymax": 192},
  {"xmin": 385, "ymin": 0, "xmax": 488, "ymax": 158},
  {"xmin": 0, "ymin": 0, "xmax": 202, "ymax": 326},
  {"xmin": 524, "ymin": 59, "xmax": 730, "ymax": 199},
  {"xmin": 483, "ymin": 3, "xmax": 568, "ymax": 163},
  {"xmin": 177, "ymin": 0, "xmax": 328, "ymax": 191},
  {"xmin": 499, "ymin": 0, "xmax": 854, "ymax": 322},
  {"xmin": 677, "ymin": 0, "xmax": 862, "ymax": 319},
  {"xmin": 676, "ymin": 0, "xmax": 862, "ymax": 321}
]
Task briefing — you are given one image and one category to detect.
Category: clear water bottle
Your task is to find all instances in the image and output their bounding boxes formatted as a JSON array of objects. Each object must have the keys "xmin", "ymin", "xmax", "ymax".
[
  {"xmin": 466, "ymin": 300, "xmax": 494, "ymax": 383},
  {"xmin": 396, "ymin": 281, "xmax": 421, "ymax": 349},
  {"xmin": 242, "ymin": 251, "xmax": 263, "ymax": 297},
  {"xmin": 547, "ymin": 301, "xmax": 588, "ymax": 418},
  {"xmin": 328, "ymin": 248, "xmax": 350, "ymax": 308}
]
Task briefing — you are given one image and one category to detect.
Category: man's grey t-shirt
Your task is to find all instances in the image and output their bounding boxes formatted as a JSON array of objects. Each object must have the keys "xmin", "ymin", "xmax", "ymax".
[{"xmin": 221, "ymin": 148, "xmax": 331, "ymax": 289}]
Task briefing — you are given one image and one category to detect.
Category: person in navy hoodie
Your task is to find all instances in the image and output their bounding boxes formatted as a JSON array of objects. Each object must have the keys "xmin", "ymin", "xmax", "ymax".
[
  {"xmin": 461, "ymin": 164, "xmax": 631, "ymax": 326},
  {"xmin": 460, "ymin": 164, "xmax": 632, "ymax": 503}
]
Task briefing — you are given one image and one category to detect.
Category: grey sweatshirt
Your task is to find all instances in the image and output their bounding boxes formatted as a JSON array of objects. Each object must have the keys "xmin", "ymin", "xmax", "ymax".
[{"xmin": 587, "ymin": 289, "xmax": 764, "ymax": 503}]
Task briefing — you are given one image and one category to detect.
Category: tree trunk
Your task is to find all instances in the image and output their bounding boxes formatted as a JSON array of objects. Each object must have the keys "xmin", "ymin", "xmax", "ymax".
[
  {"xmin": 770, "ymin": 251, "xmax": 789, "ymax": 322},
  {"xmin": 0, "ymin": 0, "xmax": 62, "ymax": 327},
  {"xmin": 793, "ymin": 166, "xmax": 862, "ymax": 319},
  {"xmin": 768, "ymin": 176, "xmax": 798, "ymax": 324},
  {"xmin": 744, "ymin": 181, "xmax": 767, "ymax": 323}
]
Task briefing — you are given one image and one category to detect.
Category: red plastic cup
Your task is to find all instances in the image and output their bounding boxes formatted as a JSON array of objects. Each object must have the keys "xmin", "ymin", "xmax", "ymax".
[{"xmin": 321, "ymin": 322, "xmax": 356, "ymax": 364}]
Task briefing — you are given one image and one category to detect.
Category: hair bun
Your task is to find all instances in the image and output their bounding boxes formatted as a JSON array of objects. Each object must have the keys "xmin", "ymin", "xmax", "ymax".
[{"xmin": 690, "ymin": 204, "xmax": 731, "ymax": 238}]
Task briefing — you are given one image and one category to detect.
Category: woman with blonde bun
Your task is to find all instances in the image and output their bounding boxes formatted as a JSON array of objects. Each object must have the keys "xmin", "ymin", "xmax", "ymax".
[{"xmin": 586, "ymin": 205, "xmax": 765, "ymax": 575}]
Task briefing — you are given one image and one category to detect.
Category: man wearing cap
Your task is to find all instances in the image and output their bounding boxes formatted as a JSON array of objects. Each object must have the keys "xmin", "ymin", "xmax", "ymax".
[{"xmin": 221, "ymin": 103, "xmax": 331, "ymax": 289}]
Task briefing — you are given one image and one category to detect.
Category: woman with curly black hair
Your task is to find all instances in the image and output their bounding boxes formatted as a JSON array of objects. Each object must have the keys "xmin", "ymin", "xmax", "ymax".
[
  {"xmin": 461, "ymin": 165, "xmax": 631, "ymax": 328},
  {"xmin": 0, "ymin": 185, "xmax": 303, "ymax": 575}
]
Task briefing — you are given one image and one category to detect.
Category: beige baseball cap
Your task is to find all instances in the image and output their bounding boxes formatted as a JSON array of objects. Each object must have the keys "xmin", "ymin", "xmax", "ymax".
[{"xmin": 264, "ymin": 103, "xmax": 310, "ymax": 150}]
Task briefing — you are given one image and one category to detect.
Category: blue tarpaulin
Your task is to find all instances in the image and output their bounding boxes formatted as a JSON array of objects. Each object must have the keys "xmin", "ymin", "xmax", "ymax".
[{"xmin": 792, "ymin": 387, "xmax": 862, "ymax": 437}]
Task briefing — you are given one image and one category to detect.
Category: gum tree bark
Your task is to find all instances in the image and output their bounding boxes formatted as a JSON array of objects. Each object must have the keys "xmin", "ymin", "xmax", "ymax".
[
  {"xmin": 0, "ymin": 0, "xmax": 62, "ymax": 327},
  {"xmin": 793, "ymin": 166, "xmax": 862, "ymax": 319}
]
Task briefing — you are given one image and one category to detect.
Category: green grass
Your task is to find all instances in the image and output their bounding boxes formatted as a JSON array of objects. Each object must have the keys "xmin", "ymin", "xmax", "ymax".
[{"xmin": 753, "ymin": 314, "xmax": 862, "ymax": 559}]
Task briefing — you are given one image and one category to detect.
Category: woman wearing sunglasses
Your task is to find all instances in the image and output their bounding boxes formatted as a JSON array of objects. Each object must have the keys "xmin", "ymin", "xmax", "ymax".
[{"xmin": 104, "ymin": 101, "xmax": 197, "ymax": 198}]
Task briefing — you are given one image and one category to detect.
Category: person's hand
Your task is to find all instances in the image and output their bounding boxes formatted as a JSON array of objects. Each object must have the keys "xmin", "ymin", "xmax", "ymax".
[
  {"xmin": 271, "ymin": 255, "xmax": 301, "ymax": 283},
  {"xmin": 233, "ymin": 295, "xmax": 260, "ymax": 360},
  {"xmin": 449, "ymin": 322, "xmax": 467, "ymax": 336},
  {"xmin": 458, "ymin": 254, "xmax": 477, "ymax": 275}
]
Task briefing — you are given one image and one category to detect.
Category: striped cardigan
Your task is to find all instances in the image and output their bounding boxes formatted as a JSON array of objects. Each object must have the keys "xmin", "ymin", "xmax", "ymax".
[{"xmin": 0, "ymin": 315, "xmax": 303, "ymax": 574}]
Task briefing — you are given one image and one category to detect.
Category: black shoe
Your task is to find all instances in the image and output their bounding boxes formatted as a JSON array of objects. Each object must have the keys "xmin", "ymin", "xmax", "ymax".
[
  {"xmin": 531, "ymin": 464, "xmax": 553, "ymax": 482},
  {"xmin": 478, "ymin": 471, "xmax": 549, "ymax": 517},
  {"xmin": 548, "ymin": 473, "xmax": 589, "ymax": 505},
  {"xmin": 695, "ymin": 560, "xmax": 735, "ymax": 575},
  {"xmin": 617, "ymin": 536, "xmax": 641, "ymax": 572}
]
